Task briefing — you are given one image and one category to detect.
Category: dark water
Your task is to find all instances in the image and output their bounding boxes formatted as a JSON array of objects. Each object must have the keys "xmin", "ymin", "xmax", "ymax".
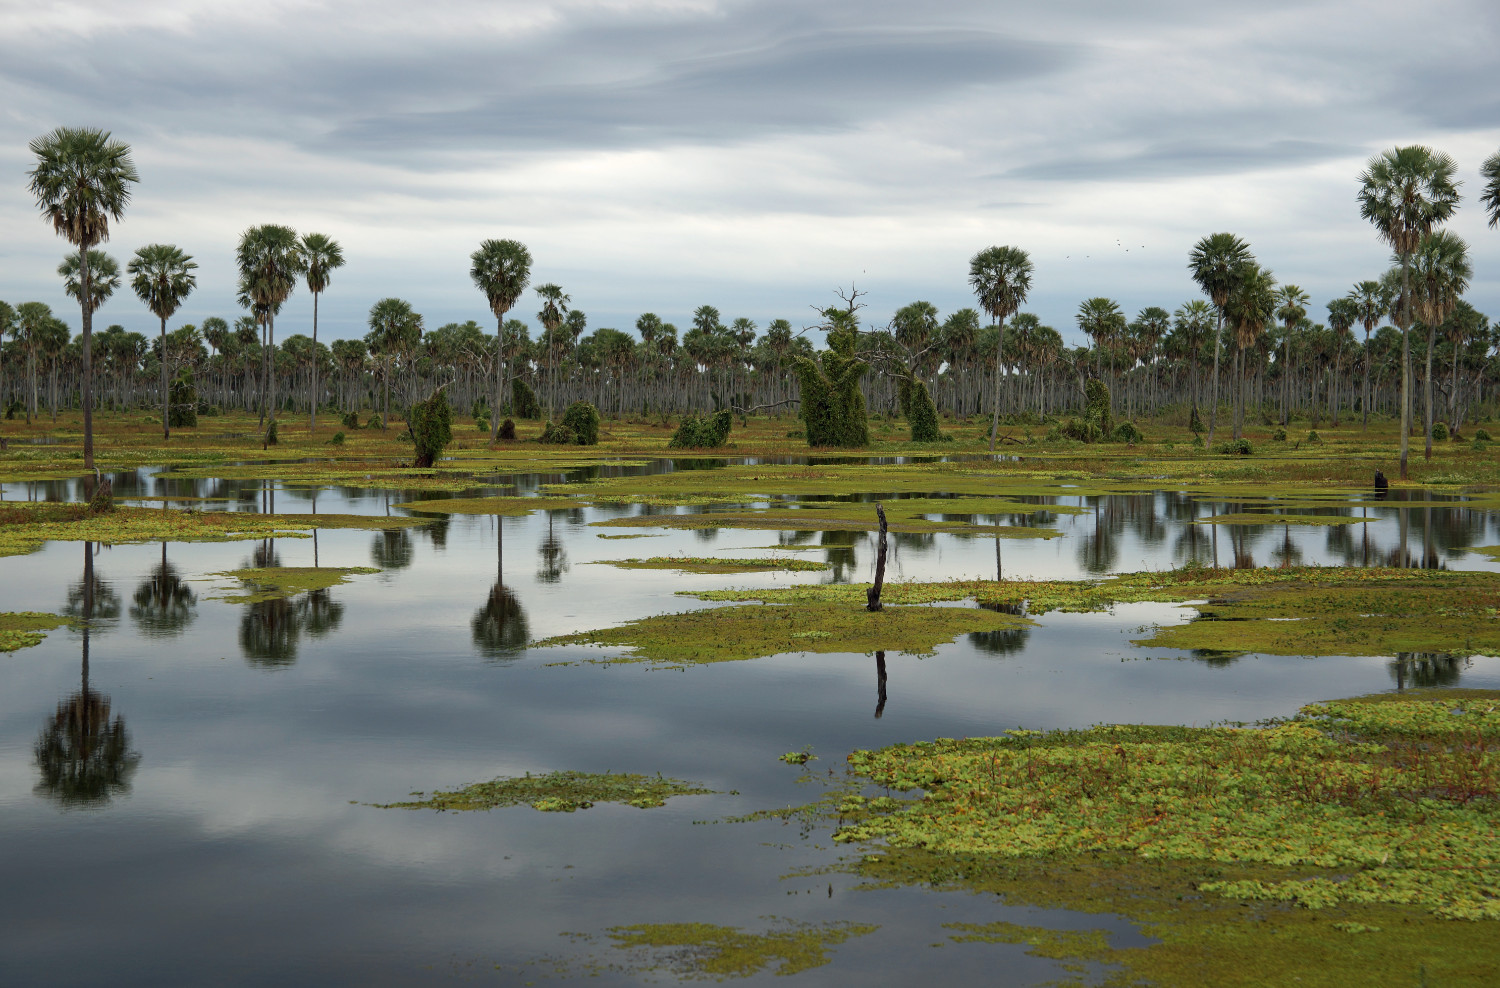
[{"xmin": 3, "ymin": 458, "xmax": 1499, "ymax": 985}]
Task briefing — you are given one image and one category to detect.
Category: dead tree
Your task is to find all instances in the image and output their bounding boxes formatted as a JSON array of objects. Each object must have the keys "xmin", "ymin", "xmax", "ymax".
[{"xmin": 866, "ymin": 503, "xmax": 888, "ymax": 611}]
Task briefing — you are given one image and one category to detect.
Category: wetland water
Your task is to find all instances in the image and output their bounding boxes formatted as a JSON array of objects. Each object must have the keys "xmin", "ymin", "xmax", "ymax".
[{"xmin": 4, "ymin": 456, "xmax": 1500, "ymax": 985}]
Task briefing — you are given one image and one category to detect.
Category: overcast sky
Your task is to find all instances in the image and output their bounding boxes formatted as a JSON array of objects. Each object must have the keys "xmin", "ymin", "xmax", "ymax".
[{"xmin": 2, "ymin": 0, "xmax": 1498, "ymax": 348}]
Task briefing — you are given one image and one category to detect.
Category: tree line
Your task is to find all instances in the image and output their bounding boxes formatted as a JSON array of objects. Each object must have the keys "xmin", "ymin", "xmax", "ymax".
[{"xmin": 12, "ymin": 128, "xmax": 1500, "ymax": 464}]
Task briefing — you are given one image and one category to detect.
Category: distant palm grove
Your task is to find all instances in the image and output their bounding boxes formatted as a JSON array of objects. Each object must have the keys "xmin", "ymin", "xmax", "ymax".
[{"xmin": 10, "ymin": 128, "xmax": 1500, "ymax": 467}]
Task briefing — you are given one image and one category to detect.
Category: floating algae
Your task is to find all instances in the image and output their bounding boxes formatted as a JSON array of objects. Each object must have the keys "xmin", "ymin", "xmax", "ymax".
[
  {"xmin": 597, "ymin": 556, "xmax": 830, "ymax": 574},
  {"xmin": 205, "ymin": 567, "xmax": 381, "ymax": 604},
  {"xmin": 0, "ymin": 612, "xmax": 70, "ymax": 652}
]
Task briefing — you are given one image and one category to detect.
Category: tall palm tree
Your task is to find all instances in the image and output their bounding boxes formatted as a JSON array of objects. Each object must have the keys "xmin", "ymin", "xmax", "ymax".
[
  {"xmin": 1075, "ymin": 297, "xmax": 1124, "ymax": 379},
  {"xmin": 127, "ymin": 245, "xmax": 197, "ymax": 439},
  {"xmin": 1481, "ymin": 150, "xmax": 1500, "ymax": 229},
  {"xmin": 1273, "ymin": 285, "xmax": 1309, "ymax": 426},
  {"xmin": 1347, "ymin": 280, "xmax": 1389, "ymax": 430},
  {"xmin": 236, "ymin": 224, "xmax": 304, "ymax": 431},
  {"xmin": 534, "ymin": 284, "xmax": 569, "ymax": 419},
  {"xmin": 0, "ymin": 301, "xmax": 13, "ymax": 414},
  {"xmin": 364, "ymin": 298, "xmax": 422, "ymax": 428},
  {"xmin": 1408, "ymin": 230, "xmax": 1472, "ymax": 458},
  {"xmin": 27, "ymin": 127, "xmax": 139, "ymax": 471},
  {"xmin": 297, "ymin": 233, "xmax": 344, "ymax": 433},
  {"xmin": 1188, "ymin": 233, "xmax": 1254, "ymax": 449},
  {"xmin": 470, "ymin": 239, "xmax": 532, "ymax": 440},
  {"xmin": 1357, "ymin": 146, "xmax": 1460, "ymax": 478},
  {"xmin": 1223, "ymin": 264, "xmax": 1277, "ymax": 439},
  {"xmin": 1171, "ymin": 300, "xmax": 1214, "ymax": 420},
  {"xmin": 59, "ymin": 250, "xmax": 121, "ymax": 320},
  {"xmin": 1325, "ymin": 297, "xmax": 1358, "ymax": 426},
  {"xmin": 969, "ymin": 245, "xmax": 1033, "ymax": 451}
]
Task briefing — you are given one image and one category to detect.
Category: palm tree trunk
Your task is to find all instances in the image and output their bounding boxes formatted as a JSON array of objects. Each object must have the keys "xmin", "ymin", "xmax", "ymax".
[
  {"xmin": 987, "ymin": 318, "xmax": 1004, "ymax": 452},
  {"xmin": 310, "ymin": 290, "xmax": 320, "ymax": 433},
  {"xmin": 1399, "ymin": 260, "xmax": 1412, "ymax": 479},
  {"xmin": 1206, "ymin": 313, "xmax": 1225, "ymax": 448}
]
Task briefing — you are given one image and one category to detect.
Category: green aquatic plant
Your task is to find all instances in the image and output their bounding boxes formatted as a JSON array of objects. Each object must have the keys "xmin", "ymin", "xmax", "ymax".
[
  {"xmin": 376, "ymin": 769, "xmax": 714, "ymax": 812},
  {"xmin": 205, "ymin": 566, "xmax": 379, "ymax": 604},
  {"xmin": 0, "ymin": 611, "xmax": 70, "ymax": 651},
  {"xmin": 599, "ymin": 556, "xmax": 828, "ymax": 574},
  {"xmin": 536, "ymin": 601, "xmax": 1031, "ymax": 666},
  {"xmin": 597, "ymin": 920, "xmax": 878, "ymax": 979}
]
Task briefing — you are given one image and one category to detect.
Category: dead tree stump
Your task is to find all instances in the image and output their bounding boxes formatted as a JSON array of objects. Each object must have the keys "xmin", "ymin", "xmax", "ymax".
[{"xmin": 866, "ymin": 503, "xmax": 888, "ymax": 611}]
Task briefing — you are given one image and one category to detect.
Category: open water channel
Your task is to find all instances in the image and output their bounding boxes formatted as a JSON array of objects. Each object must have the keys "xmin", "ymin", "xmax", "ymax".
[{"xmin": 4, "ymin": 456, "xmax": 1499, "ymax": 984}]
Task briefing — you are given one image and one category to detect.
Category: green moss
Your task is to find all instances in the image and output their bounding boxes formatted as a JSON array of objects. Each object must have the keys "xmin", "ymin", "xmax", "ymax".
[
  {"xmin": 376, "ymin": 770, "xmax": 714, "ymax": 812},
  {"xmin": 591, "ymin": 496, "xmax": 1069, "ymax": 538},
  {"xmin": 599, "ymin": 556, "xmax": 830, "ymax": 574},
  {"xmin": 602, "ymin": 920, "xmax": 879, "ymax": 978},
  {"xmin": 206, "ymin": 566, "xmax": 380, "ymax": 604},
  {"xmin": 0, "ymin": 611, "xmax": 70, "ymax": 651},
  {"xmin": 943, "ymin": 920, "xmax": 1112, "ymax": 961},
  {"xmin": 536, "ymin": 601, "xmax": 1032, "ymax": 666}
]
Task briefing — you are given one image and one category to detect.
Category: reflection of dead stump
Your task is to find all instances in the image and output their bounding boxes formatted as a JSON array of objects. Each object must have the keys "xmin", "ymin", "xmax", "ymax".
[
  {"xmin": 866, "ymin": 503, "xmax": 888, "ymax": 611},
  {"xmin": 874, "ymin": 651, "xmax": 887, "ymax": 718},
  {"xmin": 85, "ymin": 470, "xmax": 113, "ymax": 515},
  {"xmin": 1374, "ymin": 470, "xmax": 1388, "ymax": 499}
]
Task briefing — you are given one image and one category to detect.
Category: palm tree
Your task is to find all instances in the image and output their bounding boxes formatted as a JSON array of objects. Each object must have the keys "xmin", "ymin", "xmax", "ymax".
[
  {"xmin": 1325, "ymin": 297, "xmax": 1358, "ymax": 426},
  {"xmin": 127, "ymin": 245, "xmax": 197, "ymax": 439},
  {"xmin": 1188, "ymin": 233, "xmax": 1254, "ymax": 449},
  {"xmin": 1357, "ymin": 146, "xmax": 1460, "ymax": 478},
  {"xmin": 236, "ymin": 224, "xmax": 305, "ymax": 431},
  {"xmin": 969, "ymin": 245, "xmax": 1033, "ymax": 451},
  {"xmin": 365, "ymin": 298, "xmax": 422, "ymax": 428},
  {"xmin": 297, "ymin": 233, "xmax": 344, "ymax": 433},
  {"xmin": 1171, "ymin": 300, "xmax": 1214, "ymax": 420},
  {"xmin": 534, "ymin": 284, "xmax": 569, "ymax": 419},
  {"xmin": 1481, "ymin": 150, "xmax": 1500, "ymax": 229},
  {"xmin": 1273, "ymin": 285, "xmax": 1309, "ymax": 426},
  {"xmin": 1223, "ymin": 264, "xmax": 1277, "ymax": 439},
  {"xmin": 27, "ymin": 127, "xmax": 139, "ymax": 471},
  {"xmin": 15, "ymin": 302, "xmax": 53, "ymax": 424},
  {"xmin": 1347, "ymin": 280, "xmax": 1390, "ymax": 431},
  {"xmin": 470, "ymin": 239, "xmax": 532, "ymax": 441},
  {"xmin": 1408, "ymin": 230, "xmax": 1472, "ymax": 458},
  {"xmin": 0, "ymin": 301, "xmax": 13, "ymax": 414}
]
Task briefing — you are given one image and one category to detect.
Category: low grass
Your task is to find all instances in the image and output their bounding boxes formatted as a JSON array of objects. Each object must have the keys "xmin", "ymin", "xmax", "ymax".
[
  {"xmin": 205, "ymin": 566, "xmax": 381, "ymax": 604},
  {"xmin": 598, "ymin": 556, "xmax": 830, "ymax": 574},
  {"xmin": 0, "ymin": 611, "xmax": 70, "ymax": 652}
]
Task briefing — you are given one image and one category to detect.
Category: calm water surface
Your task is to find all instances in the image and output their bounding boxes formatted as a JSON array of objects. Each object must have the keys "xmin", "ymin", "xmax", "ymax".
[{"xmin": 4, "ymin": 456, "xmax": 1499, "ymax": 985}]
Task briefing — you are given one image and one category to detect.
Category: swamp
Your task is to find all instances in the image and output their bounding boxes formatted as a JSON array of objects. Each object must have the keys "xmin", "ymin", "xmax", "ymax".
[{"xmin": 4, "ymin": 410, "xmax": 1500, "ymax": 986}]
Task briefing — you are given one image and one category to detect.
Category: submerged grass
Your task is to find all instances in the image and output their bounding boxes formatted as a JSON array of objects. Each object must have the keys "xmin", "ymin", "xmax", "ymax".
[
  {"xmin": 377, "ymin": 770, "xmax": 715, "ymax": 812},
  {"xmin": 0, "ymin": 611, "xmax": 70, "ymax": 652},
  {"xmin": 536, "ymin": 602, "xmax": 1031, "ymax": 666},
  {"xmin": 595, "ymin": 920, "xmax": 879, "ymax": 979},
  {"xmin": 825, "ymin": 693, "xmax": 1500, "ymax": 985}
]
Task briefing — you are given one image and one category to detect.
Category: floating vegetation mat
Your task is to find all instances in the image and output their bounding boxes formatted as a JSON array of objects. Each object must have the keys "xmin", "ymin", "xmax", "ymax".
[
  {"xmin": 400, "ymin": 495, "xmax": 585, "ymax": 516},
  {"xmin": 537, "ymin": 602, "xmax": 1030, "ymax": 666},
  {"xmin": 591, "ymin": 505, "xmax": 1061, "ymax": 539},
  {"xmin": 205, "ymin": 567, "xmax": 380, "ymax": 604},
  {"xmin": 1194, "ymin": 512, "xmax": 1370, "ymax": 526},
  {"xmin": 818, "ymin": 693, "xmax": 1500, "ymax": 985},
  {"xmin": 0, "ymin": 612, "xmax": 69, "ymax": 652},
  {"xmin": 376, "ymin": 770, "xmax": 715, "ymax": 812},
  {"xmin": 0, "ymin": 503, "xmax": 430, "ymax": 557},
  {"xmin": 598, "ymin": 556, "xmax": 829, "ymax": 574}
]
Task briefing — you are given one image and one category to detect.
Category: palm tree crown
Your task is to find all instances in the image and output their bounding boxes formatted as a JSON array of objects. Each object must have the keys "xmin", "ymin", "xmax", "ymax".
[
  {"xmin": 298, "ymin": 233, "xmax": 345, "ymax": 296},
  {"xmin": 1480, "ymin": 150, "xmax": 1500, "ymax": 229},
  {"xmin": 1187, "ymin": 233, "xmax": 1253, "ymax": 308},
  {"xmin": 27, "ymin": 128, "xmax": 138, "ymax": 252},
  {"xmin": 128, "ymin": 245, "xmax": 197, "ymax": 323},
  {"xmin": 1358, "ymin": 146, "xmax": 1460, "ymax": 256},
  {"xmin": 968, "ymin": 246, "xmax": 1033, "ymax": 326},
  {"xmin": 60, "ymin": 251, "xmax": 121, "ymax": 315}
]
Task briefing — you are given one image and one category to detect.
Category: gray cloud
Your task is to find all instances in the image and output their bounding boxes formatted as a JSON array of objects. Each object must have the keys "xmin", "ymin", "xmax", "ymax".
[{"xmin": 1004, "ymin": 139, "xmax": 1363, "ymax": 182}]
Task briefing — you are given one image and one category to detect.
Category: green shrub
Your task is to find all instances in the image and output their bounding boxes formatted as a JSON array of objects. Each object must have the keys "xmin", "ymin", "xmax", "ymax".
[
  {"xmin": 408, "ymin": 386, "xmax": 454, "ymax": 467},
  {"xmin": 1431, "ymin": 422, "xmax": 1449, "ymax": 442},
  {"xmin": 1189, "ymin": 405, "xmax": 1204, "ymax": 435},
  {"xmin": 1111, "ymin": 421, "xmax": 1144, "ymax": 444},
  {"xmin": 669, "ymin": 409, "xmax": 734, "ymax": 449},
  {"xmin": 499, "ymin": 418, "xmax": 516, "ymax": 441},
  {"xmin": 561, "ymin": 401, "xmax": 600, "ymax": 446},
  {"xmin": 537, "ymin": 420, "xmax": 576, "ymax": 445},
  {"xmin": 1272, "ymin": 427, "xmax": 1287, "ymax": 442},
  {"xmin": 367, "ymin": 414, "xmax": 383, "ymax": 430},
  {"xmin": 265, "ymin": 420, "xmax": 278, "ymax": 445},
  {"xmin": 1192, "ymin": 433, "xmax": 1205, "ymax": 449},
  {"xmin": 470, "ymin": 398, "xmax": 490, "ymax": 421},
  {"xmin": 476, "ymin": 416, "xmax": 490, "ymax": 433},
  {"xmin": 1084, "ymin": 378, "xmax": 1112, "ymax": 438},
  {"xmin": 342, "ymin": 411, "xmax": 361, "ymax": 430},
  {"xmin": 905, "ymin": 379, "xmax": 941, "ymax": 442},
  {"xmin": 329, "ymin": 431, "xmax": 346, "ymax": 445},
  {"xmin": 1215, "ymin": 438, "xmax": 1252, "ymax": 455},
  {"xmin": 1475, "ymin": 428, "xmax": 1492, "ymax": 442},
  {"xmin": 511, "ymin": 378, "xmax": 541, "ymax": 420},
  {"xmin": 794, "ymin": 309, "xmax": 868, "ymax": 447},
  {"xmin": 1306, "ymin": 430, "xmax": 1322, "ymax": 444}
]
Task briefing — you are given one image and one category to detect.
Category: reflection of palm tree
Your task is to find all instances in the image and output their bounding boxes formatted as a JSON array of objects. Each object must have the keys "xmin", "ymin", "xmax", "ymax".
[
  {"xmin": 1391, "ymin": 652, "xmax": 1467, "ymax": 690},
  {"xmin": 821, "ymin": 530, "xmax": 858, "ymax": 583},
  {"xmin": 1077, "ymin": 501, "xmax": 1118, "ymax": 574},
  {"xmin": 1270, "ymin": 523, "xmax": 1303, "ymax": 568},
  {"xmin": 239, "ymin": 590, "xmax": 345, "ymax": 667},
  {"xmin": 537, "ymin": 512, "xmax": 569, "ymax": 583},
  {"xmin": 130, "ymin": 542, "xmax": 196, "ymax": 636},
  {"xmin": 35, "ymin": 542, "xmax": 139, "ymax": 807},
  {"xmin": 473, "ymin": 584, "xmax": 529, "ymax": 661},
  {"xmin": 968, "ymin": 603, "xmax": 1032, "ymax": 656},
  {"xmin": 371, "ymin": 528, "xmax": 414, "ymax": 570}
]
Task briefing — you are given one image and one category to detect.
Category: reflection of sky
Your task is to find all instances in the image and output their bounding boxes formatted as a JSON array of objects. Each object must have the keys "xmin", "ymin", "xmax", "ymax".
[{"xmin": 5, "ymin": 461, "xmax": 1500, "ymax": 982}]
